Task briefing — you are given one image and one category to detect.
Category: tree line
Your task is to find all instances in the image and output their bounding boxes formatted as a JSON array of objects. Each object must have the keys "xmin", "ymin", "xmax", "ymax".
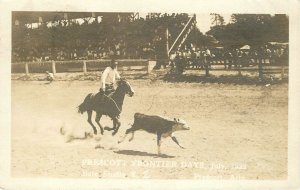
[{"xmin": 186, "ymin": 14, "xmax": 288, "ymax": 48}]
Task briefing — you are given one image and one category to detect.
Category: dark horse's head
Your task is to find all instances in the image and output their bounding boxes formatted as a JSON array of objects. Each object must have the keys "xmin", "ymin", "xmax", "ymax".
[{"xmin": 117, "ymin": 78, "xmax": 135, "ymax": 97}]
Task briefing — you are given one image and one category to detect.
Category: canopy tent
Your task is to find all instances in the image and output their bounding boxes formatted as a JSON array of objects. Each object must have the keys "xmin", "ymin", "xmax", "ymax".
[
  {"xmin": 240, "ymin": 45, "xmax": 251, "ymax": 50},
  {"xmin": 268, "ymin": 42, "xmax": 289, "ymax": 48}
]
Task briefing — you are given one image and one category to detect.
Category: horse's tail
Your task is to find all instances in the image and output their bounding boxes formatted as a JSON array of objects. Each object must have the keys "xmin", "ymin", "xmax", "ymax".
[{"xmin": 78, "ymin": 93, "xmax": 93, "ymax": 114}]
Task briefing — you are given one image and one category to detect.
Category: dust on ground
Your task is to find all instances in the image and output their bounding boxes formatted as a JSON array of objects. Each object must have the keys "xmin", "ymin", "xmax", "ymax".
[{"xmin": 11, "ymin": 71, "xmax": 288, "ymax": 179}]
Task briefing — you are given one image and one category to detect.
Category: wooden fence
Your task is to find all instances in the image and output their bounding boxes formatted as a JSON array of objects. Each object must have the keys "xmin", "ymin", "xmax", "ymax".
[
  {"xmin": 12, "ymin": 59, "xmax": 288, "ymax": 79},
  {"xmin": 182, "ymin": 60, "xmax": 288, "ymax": 79},
  {"xmin": 12, "ymin": 59, "xmax": 157, "ymax": 75}
]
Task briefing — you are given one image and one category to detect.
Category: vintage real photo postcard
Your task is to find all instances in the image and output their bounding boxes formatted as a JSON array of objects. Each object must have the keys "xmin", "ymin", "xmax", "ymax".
[{"xmin": 0, "ymin": 0, "xmax": 300, "ymax": 189}]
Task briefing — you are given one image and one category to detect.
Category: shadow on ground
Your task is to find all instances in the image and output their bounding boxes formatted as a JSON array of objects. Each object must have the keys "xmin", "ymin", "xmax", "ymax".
[
  {"xmin": 162, "ymin": 73, "xmax": 288, "ymax": 85},
  {"xmin": 114, "ymin": 149, "xmax": 175, "ymax": 158}
]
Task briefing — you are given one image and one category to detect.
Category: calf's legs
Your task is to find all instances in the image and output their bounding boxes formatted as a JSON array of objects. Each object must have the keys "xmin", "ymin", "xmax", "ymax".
[
  {"xmin": 157, "ymin": 133, "xmax": 162, "ymax": 155},
  {"xmin": 171, "ymin": 134, "xmax": 185, "ymax": 149},
  {"xmin": 128, "ymin": 132, "xmax": 135, "ymax": 141}
]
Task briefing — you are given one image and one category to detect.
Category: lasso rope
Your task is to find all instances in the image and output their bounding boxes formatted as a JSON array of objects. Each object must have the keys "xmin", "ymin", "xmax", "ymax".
[{"xmin": 103, "ymin": 94, "xmax": 122, "ymax": 114}]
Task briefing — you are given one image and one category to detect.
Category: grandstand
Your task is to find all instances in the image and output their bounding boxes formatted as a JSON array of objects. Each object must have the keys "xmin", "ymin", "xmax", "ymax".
[
  {"xmin": 12, "ymin": 12, "xmax": 195, "ymax": 64},
  {"xmin": 12, "ymin": 12, "xmax": 288, "ymax": 79}
]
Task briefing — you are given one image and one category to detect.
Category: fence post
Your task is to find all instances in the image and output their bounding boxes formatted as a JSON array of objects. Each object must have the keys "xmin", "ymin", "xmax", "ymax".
[
  {"xmin": 258, "ymin": 59, "xmax": 263, "ymax": 79},
  {"xmin": 83, "ymin": 60, "xmax": 87, "ymax": 74},
  {"xmin": 205, "ymin": 57, "xmax": 210, "ymax": 77},
  {"xmin": 147, "ymin": 61, "xmax": 151, "ymax": 74},
  {"xmin": 25, "ymin": 63, "xmax": 29, "ymax": 75},
  {"xmin": 238, "ymin": 64, "xmax": 242, "ymax": 76},
  {"xmin": 52, "ymin": 61, "xmax": 56, "ymax": 75},
  {"xmin": 205, "ymin": 65, "xmax": 210, "ymax": 77},
  {"xmin": 281, "ymin": 66, "xmax": 285, "ymax": 78},
  {"xmin": 147, "ymin": 60, "xmax": 156, "ymax": 74}
]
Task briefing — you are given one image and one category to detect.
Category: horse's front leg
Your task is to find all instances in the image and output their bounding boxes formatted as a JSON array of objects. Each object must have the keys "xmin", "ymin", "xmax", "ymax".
[
  {"xmin": 95, "ymin": 112, "xmax": 104, "ymax": 135},
  {"xmin": 112, "ymin": 118, "xmax": 121, "ymax": 136}
]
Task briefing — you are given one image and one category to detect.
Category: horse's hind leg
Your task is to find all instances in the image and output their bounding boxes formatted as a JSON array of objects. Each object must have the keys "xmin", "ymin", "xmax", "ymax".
[
  {"xmin": 87, "ymin": 110, "xmax": 97, "ymax": 135},
  {"xmin": 112, "ymin": 118, "xmax": 121, "ymax": 136},
  {"xmin": 104, "ymin": 117, "xmax": 118, "ymax": 132},
  {"xmin": 95, "ymin": 113, "xmax": 104, "ymax": 135}
]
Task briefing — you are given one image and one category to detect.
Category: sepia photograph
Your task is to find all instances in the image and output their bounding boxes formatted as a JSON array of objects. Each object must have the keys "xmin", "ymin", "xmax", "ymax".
[{"xmin": 1, "ymin": 0, "xmax": 300, "ymax": 189}]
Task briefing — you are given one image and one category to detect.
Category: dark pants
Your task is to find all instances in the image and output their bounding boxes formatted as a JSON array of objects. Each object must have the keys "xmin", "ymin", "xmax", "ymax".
[{"xmin": 99, "ymin": 84, "xmax": 115, "ymax": 96}]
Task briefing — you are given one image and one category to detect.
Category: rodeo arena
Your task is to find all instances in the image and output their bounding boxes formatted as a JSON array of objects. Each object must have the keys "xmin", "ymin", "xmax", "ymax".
[{"xmin": 12, "ymin": 12, "xmax": 288, "ymax": 179}]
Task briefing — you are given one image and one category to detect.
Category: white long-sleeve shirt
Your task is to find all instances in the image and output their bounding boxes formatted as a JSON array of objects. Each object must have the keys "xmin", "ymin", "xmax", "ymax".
[{"xmin": 100, "ymin": 67, "xmax": 120, "ymax": 90}]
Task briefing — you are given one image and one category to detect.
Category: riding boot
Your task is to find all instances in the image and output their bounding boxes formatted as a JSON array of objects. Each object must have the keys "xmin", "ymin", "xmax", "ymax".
[{"xmin": 99, "ymin": 89, "xmax": 106, "ymax": 103}]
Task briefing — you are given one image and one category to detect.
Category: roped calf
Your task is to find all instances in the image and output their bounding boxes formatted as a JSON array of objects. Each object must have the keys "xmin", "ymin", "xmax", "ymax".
[{"xmin": 118, "ymin": 113, "xmax": 190, "ymax": 155}]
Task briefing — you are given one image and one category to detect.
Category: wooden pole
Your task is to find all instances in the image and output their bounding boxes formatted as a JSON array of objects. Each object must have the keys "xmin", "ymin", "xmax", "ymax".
[
  {"xmin": 147, "ymin": 60, "xmax": 151, "ymax": 74},
  {"xmin": 168, "ymin": 16, "xmax": 194, "ymax": 55},
  {"xmin": 52, "ymin": 61, "xmax": 56, "ymax": 75},
  {"xmin": 83, "ymin": 61, "xmax": 87, "ymax": 74},
  {"xmin": 281, "ymin": 66, "xmax": 285, "ymax": 78},
  {"xmin": 166, "ymin": 28, "xmax": 169, "ymax": 57},
  {"xmin": 147, "ymin": 60, "xmax": 156, "ymax": 74},
  {"xmin": 25, "ymin": 63, "xmax": 29, "ymax": 75},
  {"xmin": 205, "ymin": 57, "xmax": 210, "ymax": 77},
  {"xmin": 258, "ymin": 59, "xmax": 263, "ymax": 79},
  {"xmin": 238, "ymin": 64, "xmax": 242, "ymax": 76}
]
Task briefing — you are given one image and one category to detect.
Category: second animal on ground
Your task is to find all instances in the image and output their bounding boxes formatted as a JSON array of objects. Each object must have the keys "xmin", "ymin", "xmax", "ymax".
[{"xmin": 118, "ymin": 113, "xmax": 190, "ymax": 155}]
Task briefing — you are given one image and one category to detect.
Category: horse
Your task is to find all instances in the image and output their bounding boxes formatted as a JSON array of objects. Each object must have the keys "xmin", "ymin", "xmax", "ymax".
[{"xmin": 77, "ymin": 79, "xmax": 134, "ymax": 136}]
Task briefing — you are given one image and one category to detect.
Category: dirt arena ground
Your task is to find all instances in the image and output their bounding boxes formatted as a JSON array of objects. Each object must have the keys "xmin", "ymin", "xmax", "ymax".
[{"xmin": 11, "ymin": 73, "xmax": 288, "ymax": 179}]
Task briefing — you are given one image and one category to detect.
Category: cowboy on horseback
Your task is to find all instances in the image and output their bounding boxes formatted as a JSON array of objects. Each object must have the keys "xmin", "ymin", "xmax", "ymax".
[
  {"xmin": 78, "ymin": 58, "xmax": 134, "ymax": 135},
  {"xmin": 99, "ymin": 58, "xmax": 121, "ymax": 95}
]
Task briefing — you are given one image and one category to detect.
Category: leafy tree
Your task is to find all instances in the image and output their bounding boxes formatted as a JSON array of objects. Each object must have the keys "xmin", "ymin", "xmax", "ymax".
[
  {"xmin": 207, "ymin": 14, "xmax": 288, "ymax": 47},
  {"xmin": 210, "ymin": 13, "xmax": 225, "ymax": 26}
]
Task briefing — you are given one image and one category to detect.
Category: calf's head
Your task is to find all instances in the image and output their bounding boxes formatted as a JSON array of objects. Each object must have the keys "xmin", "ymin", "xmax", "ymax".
[{"xmin": 173, "ymin": 118, "xmax": 190, "ymax": 131}]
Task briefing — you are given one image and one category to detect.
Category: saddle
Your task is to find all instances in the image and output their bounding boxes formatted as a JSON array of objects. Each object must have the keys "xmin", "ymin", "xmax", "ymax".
[
  {"xmin": 88, "ymin": 84, "xmax": 121, "ymax": 116},
  {"xmin": 99, "ymin": 83, "xmax": 114, "ymax": 96},
  {"xmin": 97, "ymin": 84, "xmax": 117, "ymax": 103},
  {"xmin": 104, "ymin": 88, "xmax": 115, "ymax": 97}
]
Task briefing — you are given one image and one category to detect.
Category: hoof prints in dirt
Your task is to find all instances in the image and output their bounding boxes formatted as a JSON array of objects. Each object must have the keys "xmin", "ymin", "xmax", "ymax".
[{"xmin": 95, "ymin": 144, "xmax": 118, "ymax": 151}]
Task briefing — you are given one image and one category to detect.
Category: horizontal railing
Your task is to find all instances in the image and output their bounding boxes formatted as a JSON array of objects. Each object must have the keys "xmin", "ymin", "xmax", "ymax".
[{"xmin": 12, "ymin": 59, "xmax": 157, "ymax": 75}]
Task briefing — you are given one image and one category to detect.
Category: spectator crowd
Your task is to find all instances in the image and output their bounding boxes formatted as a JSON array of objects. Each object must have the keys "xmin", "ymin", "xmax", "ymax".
[
  {"xmin": 170, "ymin": 44, "xmax": 289, "ymax": 74},
  {"xmin": 12, "ymin": 13, "xmax": 190, "ymax": 62}
]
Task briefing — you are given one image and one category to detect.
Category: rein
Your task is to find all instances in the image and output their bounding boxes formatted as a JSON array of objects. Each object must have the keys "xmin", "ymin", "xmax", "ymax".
[{"xmin": 103, "ymin": 94, "xmax": 122, "ymax": 114}]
